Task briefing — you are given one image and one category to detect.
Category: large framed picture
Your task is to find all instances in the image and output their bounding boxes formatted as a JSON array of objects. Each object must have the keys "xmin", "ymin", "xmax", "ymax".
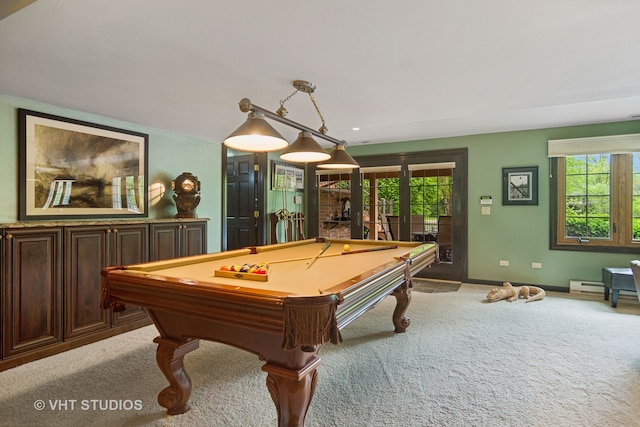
[
  {"xmin": 18, "ymin": 109, "xmax": 149, "ymax": 220},
  {"xmin": 502, "ymin": 166, "xmax": 538, "ymax": 206}
]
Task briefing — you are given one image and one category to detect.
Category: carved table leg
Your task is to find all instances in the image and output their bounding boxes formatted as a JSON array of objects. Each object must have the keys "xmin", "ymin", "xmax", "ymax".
[
  {"xmin": 262, "ymin": 357, "xmax": 322, "ymax": 427},
  {"xmin": 153, "ymin": 337, "xmax": 200, "ymax": 415},
  {"xmin": 392, "ymin": 285, "xmax": 412, "ymax": 332},
  {"xmin": 392, "ymin": 264, "xmax": 413, "ymax": 333}
]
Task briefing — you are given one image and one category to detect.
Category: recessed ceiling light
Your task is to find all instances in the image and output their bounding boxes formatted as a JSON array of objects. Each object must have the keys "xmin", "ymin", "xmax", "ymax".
[{"xmin": 352, "ymin": 127, "xmax": 360, "ymax": 131}]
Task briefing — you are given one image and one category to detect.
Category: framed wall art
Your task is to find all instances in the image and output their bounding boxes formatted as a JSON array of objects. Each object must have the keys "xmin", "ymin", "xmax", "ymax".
[
  {"xmin": 18, "ymin": 109, "xmax": 149, "ymax": 220},
  {"xmin": 271, "ymin": 161, "xmax": 304, "ymax": 191},
  {"xmin": 502, "ymin": 166, "xmax": 538, "ymax": 205}
]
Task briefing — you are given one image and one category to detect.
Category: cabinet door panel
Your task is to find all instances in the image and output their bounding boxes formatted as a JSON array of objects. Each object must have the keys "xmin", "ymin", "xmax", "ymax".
[
  {"xmin": 149, "ymin": 223, "xmax": 181, "ymax": 261},
  {"xmin": 64, "ymin": 227, "xmax": 110, "ymax": 339},
  {"xmin": 183, "ymin": 222, "xmax": 207, "ymax": 256},
  {"xmin": 3, "ymin": 228, "xmax": 62, "ymax": 358},
  {"xmin": 110, "ymin": 225, "xmax": 148, "ymax": 266},
  {"xmin": 110, "ymin": 225, "xmax": 149, "ymax": 325}
]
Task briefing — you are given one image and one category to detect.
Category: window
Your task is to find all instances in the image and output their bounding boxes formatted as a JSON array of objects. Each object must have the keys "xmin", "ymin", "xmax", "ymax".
[
  {"xmin": 633, "ymin": 154, "xmax": 640, "ymax": 239},
  {"xmin": 550, "ymin": 134, "xmax": 640, "ymax": 251}
]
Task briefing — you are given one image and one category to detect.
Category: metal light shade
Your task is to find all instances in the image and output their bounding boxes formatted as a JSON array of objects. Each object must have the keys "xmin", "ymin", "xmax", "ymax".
[
  {"xmin": 279, "ymin": 131, "xmax": 331, "ymax": 163},
  {"xmin": 316, "ymin": 144, "xmax": 359, "ymax": 169},
  {"xmin": 223, "ymin": 112, "xmax": 289, "ymax": 152}
]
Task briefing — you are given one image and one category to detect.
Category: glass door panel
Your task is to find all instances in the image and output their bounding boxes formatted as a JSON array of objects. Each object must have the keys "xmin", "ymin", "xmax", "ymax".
[
  {"xmin": 318, "ymin": 170, "xmax": 352, "ymax": 239},
  {"xmin": 409, "ymin": 167, "xmax": 453, "ymax": 262},
  {"xmin": 361, "ymin": 167, "xmax": 400, "ymax": 241}
]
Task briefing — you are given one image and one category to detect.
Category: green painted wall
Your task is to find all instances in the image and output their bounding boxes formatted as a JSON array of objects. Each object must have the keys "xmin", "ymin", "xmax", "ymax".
[
  {"xmin": 6, "ymin": 91, "xmax": 639, "ymax": 289},
  {"xmin": 0, "ymin": 95, "xmax": 222, "ymax": 252},
  {"xmin": 347, "ymin": 121, "xmax": 640, "ymax": 289}
]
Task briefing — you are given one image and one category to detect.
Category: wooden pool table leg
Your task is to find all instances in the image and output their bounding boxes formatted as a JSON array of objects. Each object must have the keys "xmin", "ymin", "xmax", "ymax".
[
  {"xmin": 392, "ymin": 277, "xmax": 412, "ymax": 333},
  {"xmin": 262, "ymin": 356, "xmax": 322, "ymax": 427},
  {"xmin": 153, "ymin": 336, "xmax": 200, "ymax": 415}
]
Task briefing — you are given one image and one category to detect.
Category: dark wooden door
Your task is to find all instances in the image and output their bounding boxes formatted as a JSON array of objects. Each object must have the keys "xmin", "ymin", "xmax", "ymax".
[
  {"xmin": 226, "ymin": 154, "xmax": 257, "ymax": 250},
  {"xmin": 2, "ymin": 228, "xmax": 63, "ymax": 358}
]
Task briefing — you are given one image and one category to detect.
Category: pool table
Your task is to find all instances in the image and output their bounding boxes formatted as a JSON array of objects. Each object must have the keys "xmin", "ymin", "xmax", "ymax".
[{"xmin": 101, "ymin": 238, "xmax": 437, "ymax": 426}]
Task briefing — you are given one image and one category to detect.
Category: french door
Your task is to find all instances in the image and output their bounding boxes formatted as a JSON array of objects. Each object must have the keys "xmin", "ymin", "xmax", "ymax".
[{"xmin": 314, "ymin": 148, "xmax": 467, "ymax": 282}]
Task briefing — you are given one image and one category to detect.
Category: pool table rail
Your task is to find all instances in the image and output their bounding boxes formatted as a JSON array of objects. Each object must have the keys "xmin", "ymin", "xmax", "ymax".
[
  {"xmin": 334, "ymin": 242, "xmax": 437, "ymax": 332},
  {"xmin": 101, "ymin": 267, "xmax": 289, "ymax": 335}
]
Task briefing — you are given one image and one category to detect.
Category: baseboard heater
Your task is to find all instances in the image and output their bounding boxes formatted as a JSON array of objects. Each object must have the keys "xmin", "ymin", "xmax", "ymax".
[{"xmin": 569, "ymin": 280, "xmax": 637, "ymax": 297}]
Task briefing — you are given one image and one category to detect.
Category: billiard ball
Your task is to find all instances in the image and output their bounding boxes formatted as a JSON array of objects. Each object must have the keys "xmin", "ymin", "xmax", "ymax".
[{"xmin": 343, "ymin": 244, "xmax": 350, "ymax": 251}]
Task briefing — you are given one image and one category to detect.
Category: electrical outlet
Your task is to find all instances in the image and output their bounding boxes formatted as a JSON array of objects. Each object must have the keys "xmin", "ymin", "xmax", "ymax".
[
  {"xmin": 499, "ymin": 260, "xmax": 509, "ymax": 266},
  {"xmin": 532, "ymin": 262, "xmax": 542, "ymax": 269}
]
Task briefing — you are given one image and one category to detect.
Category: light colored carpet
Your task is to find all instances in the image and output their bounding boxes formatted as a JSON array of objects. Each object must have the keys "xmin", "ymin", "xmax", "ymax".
[
  {"xmin": 1, "ymin": 284, "xmax": 639, "ymax": 427},
  {"xmin": 412, "ymin": 278, "xmax": 462, "ymax": 293}
]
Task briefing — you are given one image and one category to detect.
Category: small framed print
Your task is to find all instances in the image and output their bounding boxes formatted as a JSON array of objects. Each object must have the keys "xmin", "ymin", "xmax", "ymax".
[
  {"xmin": 502, "ymin": 166, "xmax": 538, "ymax": 206},
  {"xmin": 272, "ymin": 161, "xmax": 304, "ymax": 191}
]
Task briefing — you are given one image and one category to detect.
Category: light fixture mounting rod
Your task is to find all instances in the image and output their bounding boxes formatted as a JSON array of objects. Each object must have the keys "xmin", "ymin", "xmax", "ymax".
[{"xmin": 238, "ymin": 98, "xmax": 344, "ymax": 147}]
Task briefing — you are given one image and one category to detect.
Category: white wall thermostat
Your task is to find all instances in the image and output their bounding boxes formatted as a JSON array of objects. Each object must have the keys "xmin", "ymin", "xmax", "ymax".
[{"xmin": 480, "ymin": 196, "xmax": 492, "ymax": 205}]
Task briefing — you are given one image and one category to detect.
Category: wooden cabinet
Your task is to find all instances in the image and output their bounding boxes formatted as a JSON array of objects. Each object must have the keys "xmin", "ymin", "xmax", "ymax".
[
  {"xmin": 149, "ymin": 220, "xmax": 207, "ymax": 261},
  {"xmin": 64, "ymin": 224, "xmax": 149, "ymax": 340},
  {"xmin": 0, "ymin": 219, "xmax": 207, "ymax": 371},
  {"xmin": 2, "ymin": 227, "xmax": 63, "ymax": 359}
]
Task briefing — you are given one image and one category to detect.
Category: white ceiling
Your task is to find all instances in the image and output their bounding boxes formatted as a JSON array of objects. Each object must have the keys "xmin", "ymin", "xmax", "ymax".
[{"xmin": 1, "ymin": 0, "xmax": 640, "ymax": 148}]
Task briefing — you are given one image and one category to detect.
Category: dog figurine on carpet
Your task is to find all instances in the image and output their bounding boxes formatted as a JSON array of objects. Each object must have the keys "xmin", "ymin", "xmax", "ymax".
[{"xmin": 486, "ymin": 282, "xmax": 546, "ymax": 303}]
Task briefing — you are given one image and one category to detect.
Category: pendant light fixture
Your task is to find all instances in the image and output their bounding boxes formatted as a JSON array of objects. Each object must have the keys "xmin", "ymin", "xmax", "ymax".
[
  {"xmin": 223, "ymin": 111, "xmax": 289, "ymax": 152},
  {"xmin": 280, "ymin": 131, "xmax": 331, "ymax": 162},
  {"xmin": 317, "ymin": 144, "xmax": 359, "ymax": 169},
  {"xmin": 223, "ymin": 80, "xmax": 359, "ymax": 168}
]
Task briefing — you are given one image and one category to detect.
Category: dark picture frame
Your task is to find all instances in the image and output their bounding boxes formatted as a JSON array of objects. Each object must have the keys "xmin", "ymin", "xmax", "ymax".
[
  {"xmin": 271, "ymin": 160, "xmax": 304, "ymax": 191},
  {"xmin": 18, "ymin": 109, "xmax": 149, "ymax": 220},
  {"xmin": 502, "ymin": 166, "xmax": 538, "ymax": 205}
]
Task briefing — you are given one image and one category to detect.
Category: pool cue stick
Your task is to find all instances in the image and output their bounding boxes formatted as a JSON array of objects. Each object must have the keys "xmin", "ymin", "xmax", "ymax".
[
  {"xmin": 341, "ymin": 245, "xmax": 398, "ymax": 255},
  {"xmin": 306, "ymin": 241, "xmax": 331, "ymax": 268}
]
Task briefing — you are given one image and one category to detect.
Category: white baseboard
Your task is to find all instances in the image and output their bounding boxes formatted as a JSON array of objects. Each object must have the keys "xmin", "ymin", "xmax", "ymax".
[
  {"xmin": 569, "ymin": 280, "xmax": 637, "ymax": 297},
  {"xmin": 569, "ymin": 280, "xmax": 603, "ymax": 294}
]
